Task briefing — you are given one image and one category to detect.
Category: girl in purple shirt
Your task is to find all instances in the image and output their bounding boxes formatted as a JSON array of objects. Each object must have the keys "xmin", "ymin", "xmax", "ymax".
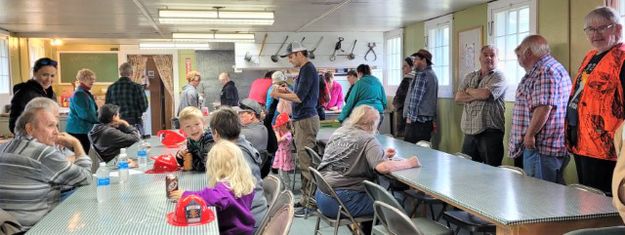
[{"xmin": 171, "ymin": 140, "xmax": 256, "ymax": 235}]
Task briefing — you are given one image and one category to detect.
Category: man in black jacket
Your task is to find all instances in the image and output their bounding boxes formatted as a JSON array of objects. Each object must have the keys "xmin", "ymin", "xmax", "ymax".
[
  {"xmin": 9, "ymin": 57, "xmax": 58, "ymax": 134},
  {"xmin": 218, "ymin": 72, "xmax": 239, "ymax": 107}
]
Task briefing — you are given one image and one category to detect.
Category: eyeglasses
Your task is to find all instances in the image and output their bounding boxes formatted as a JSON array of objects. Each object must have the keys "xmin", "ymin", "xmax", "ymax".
[{"xmin": 583, "ymin": 24, "xmax": 615, "ymax": 34}]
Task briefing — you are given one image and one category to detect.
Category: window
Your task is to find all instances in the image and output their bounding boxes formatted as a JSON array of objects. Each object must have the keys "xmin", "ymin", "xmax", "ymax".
[
  {"xmin": 425, "ymin": 14, "xmax": 453, "ymax": 97},
  {"xmin": 488, "ymin": 0, "xmax": 537, "ymax": 101},
  {"xmin": 28, "ymin": 39, "xmax": 45, "ymax": 77},
  {"xmin": 0, "ymin": 33, "xmax": 9, "ymax": 94},
  {"xmin": 384, "ymin": 29, "xmax": 403, "ymax": 88}
]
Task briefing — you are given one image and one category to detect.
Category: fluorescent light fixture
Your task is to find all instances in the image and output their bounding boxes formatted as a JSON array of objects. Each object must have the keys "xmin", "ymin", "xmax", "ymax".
[
  {"xmin": 158, "ymin": 9, "xmax": 274, "ymax": 25},
  {"xmin": 172, "ymin": 32, "xmax": 255, "ymax": 42},
  {"xmin": 139, "ymin": 41, "xmax": 211, "ymax": 50}
]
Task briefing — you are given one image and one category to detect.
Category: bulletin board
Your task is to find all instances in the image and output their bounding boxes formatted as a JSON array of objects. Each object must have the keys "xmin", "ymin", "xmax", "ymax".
[
  {"xmin": 457, "ymin": 27, "xmax": 482, "ymax": 83},
  {"xmin": 59, "ymin": 52, "xmax": 118, "ymax": 84}
]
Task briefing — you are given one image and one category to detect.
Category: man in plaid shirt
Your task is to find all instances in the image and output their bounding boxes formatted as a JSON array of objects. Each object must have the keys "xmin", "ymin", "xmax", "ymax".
[
  {"xmin": 509, "ymin": 35, "xmax": 571, "ymax": 184},
  {"xmin": 105, "ymin": 63, "xmax": 148, "ymax": 133},
  {"xmin": 403, "ymin": 49, "xmax": 438, "ymax": 144}
]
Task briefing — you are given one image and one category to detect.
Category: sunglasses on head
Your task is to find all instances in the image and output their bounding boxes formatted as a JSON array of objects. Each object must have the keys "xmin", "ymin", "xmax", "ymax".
[{"xmin": 38, "ymin": 59, "xmax": 58, "ymax": 67}]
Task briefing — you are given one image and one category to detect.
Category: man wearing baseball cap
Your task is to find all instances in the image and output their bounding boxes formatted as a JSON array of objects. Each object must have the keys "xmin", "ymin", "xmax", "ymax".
[
  {"xmin": 271, "ymin": 41, "xmax": 320, "ymax": 217},
  {"xmin": 237, "ymin": 98, "xmax": 269, "ymax": 160}
]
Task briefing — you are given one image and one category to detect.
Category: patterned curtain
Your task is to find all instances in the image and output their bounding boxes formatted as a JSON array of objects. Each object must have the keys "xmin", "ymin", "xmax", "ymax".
[
  {"xmin": 152, "ymin": 55, "xmax": 175, "ymax": 111},
  {"xmin": 127, "ymin": 55, "xmax": 148, "ymax": 83}
]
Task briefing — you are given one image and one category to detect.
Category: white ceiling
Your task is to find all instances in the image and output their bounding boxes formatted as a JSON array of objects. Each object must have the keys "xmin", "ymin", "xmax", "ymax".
[{"xmin": 0, "ymin": 0, "xmax": 489, "ymax": 43}]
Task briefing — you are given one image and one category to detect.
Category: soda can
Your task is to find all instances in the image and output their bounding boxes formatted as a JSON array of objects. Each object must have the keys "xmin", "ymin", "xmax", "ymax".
[{"xmin": 166, "ymin": 174, "xmax": 179, "ymax": 200}]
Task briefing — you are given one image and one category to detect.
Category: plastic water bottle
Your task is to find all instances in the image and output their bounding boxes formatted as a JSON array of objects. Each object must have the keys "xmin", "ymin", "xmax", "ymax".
[
  {"xmin": 118, "ymin": 148, "xmax": 129, "ymax": 183},
  {"xmin": 96, "ymin": 162, "xmax": 110, "ymax": 203},
  {"xmin": 137, "ymin": 141, "xmax": 148, "ymax": 170}
]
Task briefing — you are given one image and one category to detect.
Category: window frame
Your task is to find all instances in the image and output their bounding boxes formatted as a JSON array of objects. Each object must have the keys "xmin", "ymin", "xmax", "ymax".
[
  {"xmin": 424, "ymin": 14, "xmax": 453, "ymax": 98},
  {"xmin": 487, "ymin": 0, "xmax": 537, "ymax": 101},
  {"xmin": 0, "ymin": 30, "xmax": 10, "ymax": 95},
  {"xmin": 384, "ymin": 28, "xmax": 403, "ymax": 94}
]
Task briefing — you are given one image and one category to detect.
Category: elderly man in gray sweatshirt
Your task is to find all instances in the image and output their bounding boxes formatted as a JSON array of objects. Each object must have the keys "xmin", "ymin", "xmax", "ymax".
[{"xmin": 0, "ymin": 101, "xmax": 92, "ymax": 229}]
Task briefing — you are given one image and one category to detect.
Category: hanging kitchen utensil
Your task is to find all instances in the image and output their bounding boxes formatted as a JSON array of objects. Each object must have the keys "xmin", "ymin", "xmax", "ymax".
[
  {"xmin": 271, "ymin": 35, "xmax": 289, "ymax": 63},
  {"xmin": 330, "ymin": 37, "xmax": 344, "ymax": 61},
  {"xmin": 300, "ymin": 36, "xmax": 306, "ymax": 44},
  {"xmin": 347, "ymin": 40, "xmax": 357, "ymax": 60},
  {"xmin": 309, "ymin": 36, "xmax": 324, "ymax": 59},
  {"xmin": 365, "ymin": 42, "xmax": 377, "ymax": 61},
  {"xmin": 244, "ymin": 51, "xmax": 252, "ymax": 62},
  {"xmin": 255, "ymin": 33, "xmax": 268, "ymax": 63}
]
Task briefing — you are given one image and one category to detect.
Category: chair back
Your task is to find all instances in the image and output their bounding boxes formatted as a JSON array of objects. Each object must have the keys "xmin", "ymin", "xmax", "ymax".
[
  {"xmin": 453, "ymin": 152, "xmax": 472, "ymax": 160},
  {"xmin": 498, "ymin": 165, "xmax": 526, "ymax": 175},
  {"xmin": 256, "ymin": 190, "xmax": 295, "ymax": 235},
  {"xmin": 263, "ymin": 175, "xmax": 282, "ymax": 207},
  {"xmin": 309, "ymin": 167, "xmax": 364, "ymax": 233},
  {"xmin": 569, "ymin": 184, "xmax": 606, "ymax": 196},
  {"xmin": 564, "ymin": 226, "xmax": 625, "ymax": 235},
  {"xmin": 416, "ymin": 141, "xmax": 432, "ymax": 148},
  {"xmin": 0, "ymin": 207, "xmax": 23, "ymax": 235},
  {"xmin": 363, "ymin": 180, "xmax": 406, "ymax": 214},
  {"xmin": 304, "ymin": 146, "xmax": 322, "ymax": 167},
  {"xmin": 373, "ymin": 201, "xmax": 424, "ymax": 235},
  {"xmin": 88, "ymin": 144, "xmax": 104, "ymax": 173}
]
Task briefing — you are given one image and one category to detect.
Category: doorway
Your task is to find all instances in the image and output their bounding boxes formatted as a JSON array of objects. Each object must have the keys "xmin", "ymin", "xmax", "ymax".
[{"xmin": 144, "ymin": 56, "xmax": 173, "ymax": 134}]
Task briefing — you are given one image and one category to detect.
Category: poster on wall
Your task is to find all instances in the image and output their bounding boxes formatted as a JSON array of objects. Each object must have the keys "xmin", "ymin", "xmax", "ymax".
[{"xmin": 458, "ymin": 27, "xmax": 482, "ymax": 83}]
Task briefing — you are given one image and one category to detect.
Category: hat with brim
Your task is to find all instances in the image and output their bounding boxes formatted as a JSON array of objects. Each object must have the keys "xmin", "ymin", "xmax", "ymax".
[
  {"xmin": 239, "ymin": 98, "xmax": 263, "ymax": 115},
  {"xmin": 166, "ymin": 194, "xmax": 215, "ymax": 226},
  {"xmin": 280, "ymin": 41, "xmax": 307, "ymax": 57}
]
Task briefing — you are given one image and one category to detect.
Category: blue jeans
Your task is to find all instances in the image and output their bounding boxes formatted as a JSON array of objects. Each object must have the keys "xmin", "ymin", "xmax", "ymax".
[
  {"xmin": 523, "ymin": 149, "xmax": 565, "ymax": 184},
  {"xmin": 316, "ymin": 189, "xmax": 374, "ymax": 218}
]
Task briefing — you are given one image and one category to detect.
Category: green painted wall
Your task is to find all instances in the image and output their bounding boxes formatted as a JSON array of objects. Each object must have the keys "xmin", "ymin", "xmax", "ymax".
[
  {"xmin": 570, "ymin": 0, "xmax": 603, "ymax": 70},
  {"xmin": 538, "ymin": 0, "xmax": 570, "ymax": 71},
  {"xmin": 399, "ymin": 0, "xmax": 603, "ymax": 183},
  {"xmin": 403, "ymin": 22, "xmax": 424, "ymax": 57},
  {"xmin": 177, "ymin": 50, "xmax": 197, "ymax": 92}
]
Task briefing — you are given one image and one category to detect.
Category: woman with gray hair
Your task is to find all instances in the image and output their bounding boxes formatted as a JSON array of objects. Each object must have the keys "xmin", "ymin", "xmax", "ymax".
[
  {"xmin": 315, "ymin": 104, "xmax": 420, "ymax": 235},
  {"xmin": 566, "ymin": 6, "xmax": 625, "ymax": 194},
  {"xmin": 66, "ymin": 69, "xmax": 99, "ymax": 153}
]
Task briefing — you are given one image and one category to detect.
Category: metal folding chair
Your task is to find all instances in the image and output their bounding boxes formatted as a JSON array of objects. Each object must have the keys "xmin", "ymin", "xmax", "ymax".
[
  {"xmin": 256, "ymin": 190, "xmax": 295, "ymax": 235},
  {"xmin": 309, "ymin": 167, "xmax": 373, "ymax": 235},
  {"xmin": 363, "ymin": 181, "xmax": 452, "ymax": 235}
]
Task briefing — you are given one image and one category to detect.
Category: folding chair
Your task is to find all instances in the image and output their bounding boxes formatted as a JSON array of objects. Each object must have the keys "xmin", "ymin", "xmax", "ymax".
[
  {"xmin": 309, "ymin": 167, "xmax": 373, "ymax": 235},
  {"xmin": 88, "ymin": 144, "xmax": 104, "ymax": 173},
  {"xmin": 262, "ymin": 175, "xmax": 282, "ymax": 207},
  {"xmin": 497, "ymin": 165, "xmax": 526, "ymax": 175},
  {"xmin": 416, "ymin": 141, "xmax": 432, "ymax": 148},
  {"xmin": 394, "ymin": 142, "xmax": 447, "ymax": 220},
  {"xmin": 569, "ymin": 184, "xmax": 606, "ymax": 196},
  {"xmin": 442, "ymin": 153, "xmax": 498, "ymax": 235},
  {"xmin": 363, "ymin": 181, "xmax": 452, "ymax": 235},
  {"xmin": 256, "ymin": 190, "xmax": 295, "ymax": 235},
  {"xmin": 564, "ymin": 226, "xmax": 625, "ymax": 235}
]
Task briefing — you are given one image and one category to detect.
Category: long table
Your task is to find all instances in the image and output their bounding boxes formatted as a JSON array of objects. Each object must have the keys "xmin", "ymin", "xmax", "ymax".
[
  {"xmin": 317, "ymin": 127, "xmax": 623, "ymax": 235},
  {"xmin": 27, "ymin": 137, "xmax": 220, "ymax": 235}
]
